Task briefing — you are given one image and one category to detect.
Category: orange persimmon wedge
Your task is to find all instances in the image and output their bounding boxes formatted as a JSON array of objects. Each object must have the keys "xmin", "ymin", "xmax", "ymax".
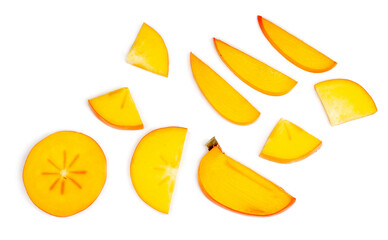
[
  {"xmin": 89, "ymin": 87, "xmax": 144, "ymax": 130},
  {"xmin": 260, "ymin": 119, "xmax": 322, "ymax": 163},
  {"xmin": 190, "ymin": 53, "xmax": 260, "ymax": 125},
  {"xmin": 315, "ymin": 79, "xmax": 377, "ymax": 126},
  {"xmin": 258, "ymin": 16, "xmax": 336, "ymax": 73},
  {"xmin": 23, "ymin": 131, "xmax": 107, "ymax": 217},
  {"xmin": 126, "ymin": 23, "xmax": 169, "ymax": 77},
  {"xmin": 214, "ymin": 38, "xmax": 297, "ymax": 96},
  {"xmin": 198, "ymin": 138, "xmax": 295, "ymax": 216},
  {"xmin": 130, "ymin": 127, "xmax": 187, "ymax": 214}
]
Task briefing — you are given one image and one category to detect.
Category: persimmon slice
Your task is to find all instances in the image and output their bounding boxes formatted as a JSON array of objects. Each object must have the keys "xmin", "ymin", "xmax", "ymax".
[
  {"xmin": 89, "ymin": 87, "xmax": 143, "ymax": 130},
  {"xmin": 190, "ymin": 53, "xmax": 260, "ymax": 125},
  {"xmin": 23, "ymin": 131, "xmax": 107, "ymax": 217},
  {"xmin": 214, "ymin": 38, "xmax": 297, "ymax": 96},
  {"xmin": 258, "ymin": 16, "xmax": 336, "ymax": 73},
  {"xmin": 260, "ymin": 119, "xmax": 322, "ymax": 163},
  {"xmin": 130, "ymin": 127, "xmax": 187, "ymax": 214},
  {"xmin": 198, "ymin": 138, "xmax": 295, "ymax": 216},
  {"xmin": 126, "ymin": 23, "xmax": 169, "ymax": 77},
  {"xmin": 315, "ymin": 79, "xmax": 377, "ymax": 126}
]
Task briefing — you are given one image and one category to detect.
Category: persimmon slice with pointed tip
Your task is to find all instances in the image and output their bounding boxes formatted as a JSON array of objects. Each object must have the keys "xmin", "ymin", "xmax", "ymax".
[
  {"xmin": 23, "ymin": 131, "xmax": 107, "ymax": 217},
  {"xmin": 198, "ymin": 138, "xmax": 295, "ymax": 216},
  {"xmin": 89, "ymin": 87, "xmax": 143, "ymax": 130},
  {"xmin": 315, "ymin": 79, "xmax": 377, "ymax": 126},
  {"xmin": 126, "ymin": 23, "xmax": 169, "ymax": 77},
  {"xmin": 214, "ymin": 39, "xmax": 297, "ymax": 96},
  {"xmin": 260, "ymin": 119, "xmax": 322, "ymax": 163},
  {"xmin": 258, "ymin": 16, "xmax": 336, "ymax": 73},
  {"xmin": 130, "ymin": 127, "xmax": 187, "ymax": 214},
  {"xmin": 190, "ymin": 53, "xmax": 260, "ymax": 125}
]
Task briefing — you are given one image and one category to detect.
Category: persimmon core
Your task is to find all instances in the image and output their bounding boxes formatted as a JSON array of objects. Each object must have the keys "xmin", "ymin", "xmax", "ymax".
[{"xmin": 60, "ymin": 169, "xmax": 68, "ymax": 178}]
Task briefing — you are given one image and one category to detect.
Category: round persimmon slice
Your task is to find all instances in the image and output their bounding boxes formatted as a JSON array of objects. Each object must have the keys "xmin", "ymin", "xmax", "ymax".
[{"xmin": 23, "ymin": 131, "xmax": 107, "ymax": 217}]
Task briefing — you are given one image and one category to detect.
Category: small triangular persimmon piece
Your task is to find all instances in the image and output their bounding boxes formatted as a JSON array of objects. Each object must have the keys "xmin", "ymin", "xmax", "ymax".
[
  {"xmin": 258, "ymin": 16, "xmax": 336, "ymax": 73},
  {"xmin": 190, "ymin": 53, "xmax": 260, "ymax": 125},
  {"xmin": 214, "ymin": 39, "xmax": 297, "ymax": 96},
  {"xmin": 89, "ymin": 87, "xmax": 143, "ymax": 130},
  {"xmin": 126, "ymin": 23, "xmax": 169, "ymax": 77},
  {"xmin": 198, "ymin": 138, "xmax": 295, "ymax": 216},
  {"xmin": 260, "ymin": 119, "xmax": 322, "ymax": 163},
  {"xmin": 315, "ymin": 79, "xmax": 377, "ymax": 126}
]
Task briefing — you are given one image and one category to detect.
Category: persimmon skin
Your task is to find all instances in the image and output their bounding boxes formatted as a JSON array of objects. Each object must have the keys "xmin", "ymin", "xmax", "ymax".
[{"xmin": 88, "ymin": 101, "xmax": 144, "ymax": 130}]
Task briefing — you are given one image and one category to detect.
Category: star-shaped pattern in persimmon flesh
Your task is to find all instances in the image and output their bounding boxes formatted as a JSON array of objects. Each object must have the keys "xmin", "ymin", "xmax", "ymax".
[{"xmin": 41, "ymin": 151, "xmax": 87, "ymax": 195}]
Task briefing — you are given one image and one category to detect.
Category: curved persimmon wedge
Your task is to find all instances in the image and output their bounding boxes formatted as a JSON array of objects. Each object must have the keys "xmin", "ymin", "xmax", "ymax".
[
  {"xmin": 214, "ymin": 39, "xmax": 297, "ymax": 96},
  {"xmin": 130, "ymin": 127, "xmax": 187, "ymax": 214},
  {"xmin": 258, "ymin": 16, "xmax": 336, "ymax": 73},
  {"xmin": 89, "ymin": 87, "xmax": 143, "ymax": 130},
  {"xmin": 260, "ymin": 119, "xmax": 322, "ymax": 163},
  {"xmin": 315, "ymin": 79, "xmax": 377, "ymax": 126},
  {"xmin": 23, "ymin": 131, "xmax": 107, "ymax": 217},
  {"xmin": 198, "ymin": 138, "xmax": 295, "ymax": 216},
  {"xmin": 126, "ymin": 23, "xmax": 169, "ymax": 77},
  {"xmin": 190, "ymin": 53, "xmax": 260, "ymax": 125}
]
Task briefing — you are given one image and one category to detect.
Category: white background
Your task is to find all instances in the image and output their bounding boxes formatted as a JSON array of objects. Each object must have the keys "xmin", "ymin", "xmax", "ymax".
[{"xmin": 1, "ymin": 0, "xmax": 387, "ymax": 239}]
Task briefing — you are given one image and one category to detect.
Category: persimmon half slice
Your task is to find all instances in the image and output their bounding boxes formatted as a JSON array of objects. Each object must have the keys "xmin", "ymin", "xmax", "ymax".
[
  {"xmin": 258, "ymin": 16, "xmax": 336, "ymax": 73},
  {"xmin": 23, "ymin": 131, "xmax": 107, "ymax": 217},
  {"xmin": 89, "ymin": 87, "xmax": 144, "ymax": 130},
  {"xmin": 126, "ymin": 23, "xmax": 169, "ymax": 77},
  {"xmin": 315, "ymin": 79, "xmax": 377, "ymax": 126},
  {"xmin": 190, "ymin": 53, "xmax": 260, "ymax": 125},
  {"xmin": 260, "ymin": 119, "xmax": 322, "ymax": 163},
  {"xmin": 214, "ymin": 38, "xmax": 297, "ymax": 96},
  {"xmin": 198, "ymin": 137, "xmax": 295, "ymax": 216},
  {"xmin": 130, "ymin": 127, "xmax": 187, "ymax": 214}
]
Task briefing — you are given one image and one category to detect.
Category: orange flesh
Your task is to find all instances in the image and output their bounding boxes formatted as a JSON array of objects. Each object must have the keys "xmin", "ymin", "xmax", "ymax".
[
  {"xmin": 198, "ymin": 145, "xmax": 295, "ymax": 216},
  {"xmin": 23, "ymin": 131, "xmax": 107, "ymax": 217},
  {"xmin": 260, "ymin": 119, "xmax": 322, "ymax": 163},
  {"xmin": 126, "ymin": 23, "xmax": 169, "ymax": 77},
  {"xmin": 315, "ymin": 79, "xmax": 377, "ymax": 126},
  {"xmin": 130, "ymin": 127, "xmax": 187, "ymax": 214},
  {"xmin": 190, "ymin": 53, "xmax": 260, "ymax": 125},
  {"xmin": 214, "ymin": 38, "xmax": 297, "ymax": 96},
  {"xmin": 89, "ymin": 87, "xmax": 143, "ymax": 130},
  {"xmin": 258, "ymin": 16, "xmax": 336, "ymax": 73}
]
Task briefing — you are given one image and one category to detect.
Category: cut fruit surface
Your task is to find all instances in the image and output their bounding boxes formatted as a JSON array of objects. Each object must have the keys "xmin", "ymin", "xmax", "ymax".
[
  {"xmin": 258, "ymin": 16, "xmax": 336, "ymax": 73},
  {"xmin": 23, "ymin": 131, "xmax": 107, "ymax": 217},
  {"xmin": 130, "ymin": 127, "xmax": 187, "ymax": 214},
  {"xmin": 260, "ymin": 119, "xmax": 322, "ymax": 163},
  {"xmin": 126, "ymin": 23, "xmax": 169, "ymax": 77},
  {"xmin": 315, "ymin": 79, "xmax": 377, "ymax": 126},
  {"xmin": 214, "ymin": 38, "xmax": 297, "ymax": 96},
  {"xmin": 89, "ymin": 87, "xmax": 143, "ymax": 130},
  {"xmin": 198, "ymin": 138, "xmax": 295, "ymax": 216},
  {"xmin": 190, "ymin": 53, "xmax": 260, "ymax": 125}
]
